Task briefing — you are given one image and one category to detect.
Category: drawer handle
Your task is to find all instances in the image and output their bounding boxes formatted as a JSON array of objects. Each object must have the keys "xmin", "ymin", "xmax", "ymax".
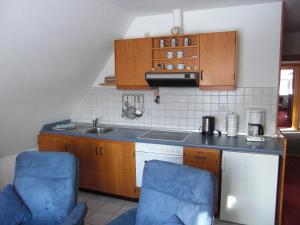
[
  {"xmin": 95, "ymin": 146, "xmax": 99, "ymax": 155},
  {"xmin": 195, "ymin": 156, "xmax": 207, "ymax": 160}
]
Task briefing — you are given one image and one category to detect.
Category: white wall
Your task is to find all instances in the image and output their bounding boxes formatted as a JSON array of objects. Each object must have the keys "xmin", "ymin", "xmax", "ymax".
[
  {"xmin": 283, "ymin": 32, "xmax": 300, "ymax": 55},
  {"xmin": 93, "ymin": 2, "xmax": 282, "ymax": 87},
  {"xmin": 0, "ymin": 0, "xmax": 132, "ymax": 158},
  {"xmin": 0, "ymin": 148, "xmax": 37, "ymax": 188}
]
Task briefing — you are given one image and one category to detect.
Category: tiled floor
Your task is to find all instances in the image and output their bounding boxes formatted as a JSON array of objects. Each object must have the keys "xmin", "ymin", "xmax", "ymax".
[{"xmin": 79, "ymin": 190, "xmax": 237, "ymax": 225}]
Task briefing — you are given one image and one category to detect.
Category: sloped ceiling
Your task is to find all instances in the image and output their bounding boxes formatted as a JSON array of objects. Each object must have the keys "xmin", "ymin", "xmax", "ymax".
[
  {"xmin": 0, "ymin": 0, "xmax": 132, "ymax": 158},
  {"xmin": 109, "ymin": 0, "xmax": 280, "ymax": 16}
]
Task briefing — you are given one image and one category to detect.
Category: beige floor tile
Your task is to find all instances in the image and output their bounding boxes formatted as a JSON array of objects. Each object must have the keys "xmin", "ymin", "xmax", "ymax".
[
  {"xmin": 86, "ymin": 208, "xmax": 95, "ymax": 218},
  {"xmin": 78, "ymin": 191, "xmax": 95, "ymax": 201},
  {"xmin": 92, "ymin": 194, "xmax": 109, "ymax": 203},
  {"xmin": 123, "ymin": 200, "xmax": 138, "ymax": 208},
  {"xmin": 106, "ymin": 214, "xmax": 119, "ymax": 224},
  {"xmin": 86, "ymin": 211, "xmax": 113, "ymax": 225},
  {"xmin": 98, "ymin": 201, "xmax": 124, "ymax": 214},
  {"xmin": 106, "ymin": 197, "xmax": 126, "ymax": 205},
  {"xmin": 86, "ymin": 198, "xmax": 106, "ymax": 212}
]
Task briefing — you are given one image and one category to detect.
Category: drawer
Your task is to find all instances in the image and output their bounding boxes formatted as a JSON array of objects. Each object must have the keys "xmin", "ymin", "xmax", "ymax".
[{"xmin": 183, "ymin": 147, "xmax": 221, "ymax": 175}]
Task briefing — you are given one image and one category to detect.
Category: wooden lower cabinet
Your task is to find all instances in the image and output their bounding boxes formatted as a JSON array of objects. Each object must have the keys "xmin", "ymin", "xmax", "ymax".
[
  {"xmin": 99, "ymin": 142, "xmax": 136, "ymax": 197},
  {"xmin": 70, "ymin": 137, "xmax": 102, "ymax": 191},
  {"xmin": 38, "ymin": 134, "xmax": 71, "ymax": 152},
  {"xmin": 183, "ymin": 147, "xmax": 221, "ymax": 214},
  {"xmin": 38, "ymin": 134, "xmax": 137, "ymax": 198}
]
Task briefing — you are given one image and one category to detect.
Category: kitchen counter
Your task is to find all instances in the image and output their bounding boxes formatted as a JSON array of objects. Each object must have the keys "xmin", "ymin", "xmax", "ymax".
[{"xmin": 40, "ymin": 120, "xmax": 283, "ymax": 155}]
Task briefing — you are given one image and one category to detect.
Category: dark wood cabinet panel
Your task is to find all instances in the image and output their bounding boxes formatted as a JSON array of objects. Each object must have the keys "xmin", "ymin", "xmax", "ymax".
[{"xmin": 281, "ymin": 155, "xmax": 300, "ymax": 225}]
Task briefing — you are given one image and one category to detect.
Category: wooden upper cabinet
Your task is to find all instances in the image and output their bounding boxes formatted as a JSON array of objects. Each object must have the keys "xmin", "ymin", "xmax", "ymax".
[
  {"xmin": 115, "ymin": 38, "xmax": 151, "ymax": 89},
  {"xmin": 199, "ymin": 31, "xmax": 237, "ymax": 89},
  {"xmin": 38, "ymin": 134, "xmax": 70, "ymax": 152}
]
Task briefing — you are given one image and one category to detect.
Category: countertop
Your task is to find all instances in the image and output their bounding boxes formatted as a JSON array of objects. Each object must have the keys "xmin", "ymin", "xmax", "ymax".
[{"xmin": 40, "ymin": 120, "xmax": 283, "ymax": 155}]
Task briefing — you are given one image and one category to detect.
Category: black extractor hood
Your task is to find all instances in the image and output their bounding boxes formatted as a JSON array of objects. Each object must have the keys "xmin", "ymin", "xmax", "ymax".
[{"xmin": 145, "ymin": 72, "xmax": 199, "ymax": 87}]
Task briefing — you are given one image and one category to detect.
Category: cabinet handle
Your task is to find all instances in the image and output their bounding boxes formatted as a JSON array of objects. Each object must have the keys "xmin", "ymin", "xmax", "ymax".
[
  {"xmin": 99, "ymin": 146, "xmax": 103, "ymax": 156},
  {"xmin": 95, "ymin": 146, "xmax": 99, "ymax": 155},
  {"xmin": 195, "ymin": 155, "xmax": 207, "ymax": 160},
  {"xmin": 65, "ymin": 143, "xmax": 70, "ymax": 152},
  {"xmin": 200, "ymin": 70, "xmax": 203, "ymax": 80}
]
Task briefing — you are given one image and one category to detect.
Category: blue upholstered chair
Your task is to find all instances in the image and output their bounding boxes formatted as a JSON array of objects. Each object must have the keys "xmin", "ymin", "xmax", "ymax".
[
  {"xmin": 108, "ymin": 160, "xmax": 215, "ymax": 225},
  {"xmin": 13, "ymin": 151, "xmax": 87, "ymax": 225}
]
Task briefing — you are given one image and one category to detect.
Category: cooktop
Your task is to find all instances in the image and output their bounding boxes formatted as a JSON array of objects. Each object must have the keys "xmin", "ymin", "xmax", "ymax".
[{"xmin": 138, "ymin": 130, "xmax": 191, "ymax": 142}]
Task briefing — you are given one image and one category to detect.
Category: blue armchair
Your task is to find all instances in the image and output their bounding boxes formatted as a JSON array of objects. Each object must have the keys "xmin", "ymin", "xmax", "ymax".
[
  {"xmin": 13, "ymin": 151, "xmax": 87, "ymax": 225},
  {"xmin": 108, "ymin": 160, "xmax": 215, "ymax": 225}
]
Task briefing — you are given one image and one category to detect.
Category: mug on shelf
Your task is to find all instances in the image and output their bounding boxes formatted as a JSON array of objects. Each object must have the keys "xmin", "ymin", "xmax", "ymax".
[
  {"xmin": 166, "ymin": 63, "xmax": 174, "ymax": 70},
  {"xmin": 177, "ymin": 63, "xmax": 185, "ymax": 70},
  {"xmin": 177, "ymin": 51, "xmax": 184, "ymax": 58},
  {"xmin": 166, "ymin": 51, "xmax": 175, "ymax": 59},
  {"xmin": 184, "ymin": 37, "xmax": 191, "ymax": 46},
  {"xmin": 171, "ymin": 38, "xmax": 178, "ymax": 47},
  {"xmin": 160, "ymin": 39, "xmax": 167, "ymax": 48},
  {"xmin": 177, "ymin": 63, "xmax": 186, "ymax": 70},
  {"xmin": 157, "ymin": 63, "xmax": 165, "ymax": 70}
]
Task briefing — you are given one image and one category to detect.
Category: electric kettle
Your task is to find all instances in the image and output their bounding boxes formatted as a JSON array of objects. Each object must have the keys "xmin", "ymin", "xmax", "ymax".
[{"xmin": 201, "ymin": 116, "xmax": 221, "ymax": 136}]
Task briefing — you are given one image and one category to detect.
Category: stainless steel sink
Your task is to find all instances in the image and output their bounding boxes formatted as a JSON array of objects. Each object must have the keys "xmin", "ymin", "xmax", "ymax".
[{"xmin": 85, "ymin": 127, "xmax": 114, "ymax": 135}]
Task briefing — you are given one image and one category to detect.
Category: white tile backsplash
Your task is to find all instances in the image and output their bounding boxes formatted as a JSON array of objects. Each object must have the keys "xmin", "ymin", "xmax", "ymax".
[{"xmin": 71, "ymin": 87, "xmax": 278, "ymax": 135}]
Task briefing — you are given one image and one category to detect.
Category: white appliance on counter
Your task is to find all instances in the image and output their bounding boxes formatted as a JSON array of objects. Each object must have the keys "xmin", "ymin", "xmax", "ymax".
[
  {"xmin": 135, "ymin": 142, "xmax": 183, "ymax": 187},
  {"xmin": 220, "ymin": 151, "xmax": 279, "ymax": 225}
]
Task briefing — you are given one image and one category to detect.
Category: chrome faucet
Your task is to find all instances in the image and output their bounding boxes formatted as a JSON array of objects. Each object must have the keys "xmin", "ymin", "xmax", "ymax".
[{"xmin": 92, "ymin": 118, "xmax": 98, "ymax": 128}]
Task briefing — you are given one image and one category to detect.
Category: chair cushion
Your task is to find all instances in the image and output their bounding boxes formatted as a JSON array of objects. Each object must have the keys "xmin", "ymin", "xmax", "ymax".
[
  {"xmin": 0, "ymin": 184, "xmax": 31, "ymax": 225},
  {"xmin": 13, "ymin": 151, "xmax": 78, "ymax": 225},
  {"xmin": 163, "ymin": 214, "xmax": 184, "ymax": 225},
  {"xmin": 135, "ymin": 160, "xmax": 215, "ymax": 225}
]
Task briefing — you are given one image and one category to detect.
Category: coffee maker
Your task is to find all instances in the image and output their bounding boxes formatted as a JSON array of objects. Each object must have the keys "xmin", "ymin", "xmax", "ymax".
[{"xmin": 246, "ymin": 108, "xmax": 265, "ymax": 142}]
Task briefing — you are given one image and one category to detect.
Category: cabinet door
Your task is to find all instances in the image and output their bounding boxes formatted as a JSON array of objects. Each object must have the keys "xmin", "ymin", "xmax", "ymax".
[
  {"xmin": 99, "ymin": 141, "xmax": 136, "ymax": 198},
  {"xmin": 220, "ymin": 151, "xmax": 279, "ymax": 225},
  {"xmin": 199, "ymin": 32, "xmax": 237, "ymax": 88},
  {"xmin": 70, "ymin": 137, "xmax": 102, "ymax": 191},
  {"xmin": 38, "ymin": 134, "xmax": 70, "ymax": 152},
  {"xmin": 115, "ymin": 38, "xmax": 151, "ymax": 89}
]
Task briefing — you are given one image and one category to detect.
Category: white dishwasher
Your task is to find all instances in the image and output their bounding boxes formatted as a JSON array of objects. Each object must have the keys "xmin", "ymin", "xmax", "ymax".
[{"xmin": 135, "ymin": 142, "xmax": 183, "ymax": 187}]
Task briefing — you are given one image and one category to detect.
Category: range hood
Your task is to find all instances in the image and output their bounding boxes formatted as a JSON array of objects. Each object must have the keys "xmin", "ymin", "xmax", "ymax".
[{"xmin": 145, "ymin": 72, "xmax": 199, "ymax": 87}]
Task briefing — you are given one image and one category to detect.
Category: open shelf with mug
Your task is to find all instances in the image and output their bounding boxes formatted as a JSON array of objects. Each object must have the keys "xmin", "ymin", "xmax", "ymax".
[{"xmin": 151, "ymin": 34, "xmax": 199, "ymax": 72}]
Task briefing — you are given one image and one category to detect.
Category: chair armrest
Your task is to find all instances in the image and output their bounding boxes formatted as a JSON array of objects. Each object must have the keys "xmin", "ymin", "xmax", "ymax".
[
  {"xmin": 61, "ymin": 202, "xmax": 88, "ymax": 225},
  {"xmin": 106, "ymin": 208, "xmax": 137, "ymax": 225}
]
